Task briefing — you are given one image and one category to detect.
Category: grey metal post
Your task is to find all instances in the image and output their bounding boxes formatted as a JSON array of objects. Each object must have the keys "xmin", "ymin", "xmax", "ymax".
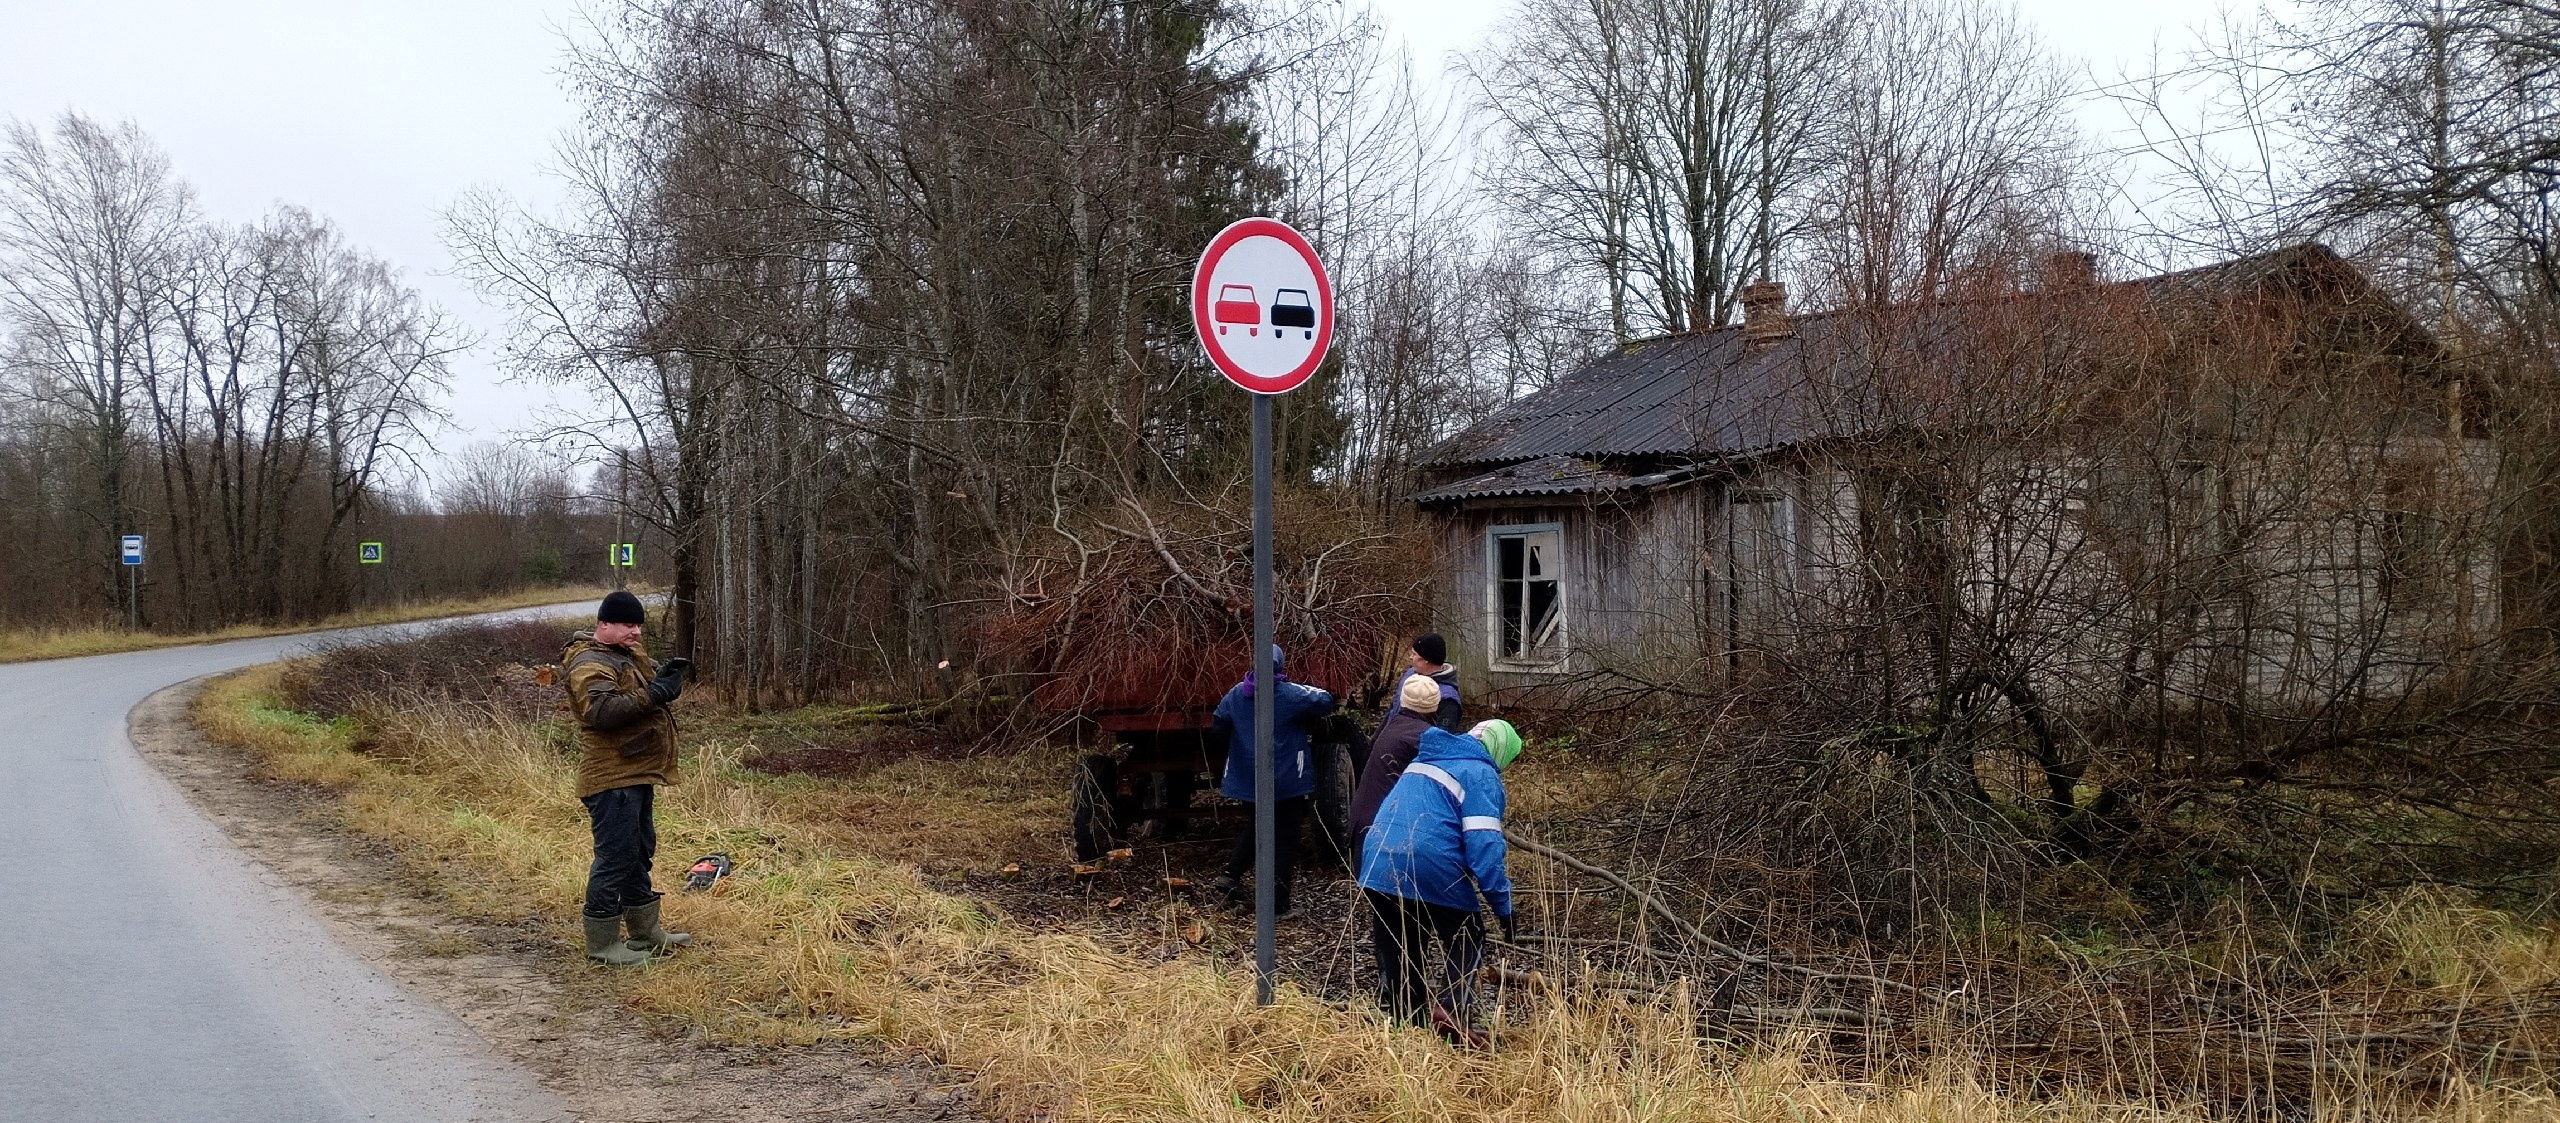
[
  {"xmin": 614, "ymin": 451, "xmax": 628, "ymax": 592},
  {"xmin": 1251, "ymin": 392, "xmax": 1277, "ymax": 1005},
  {"xmin": 127, "ymin": 560, "xmax": 136, "ymax": 632}
]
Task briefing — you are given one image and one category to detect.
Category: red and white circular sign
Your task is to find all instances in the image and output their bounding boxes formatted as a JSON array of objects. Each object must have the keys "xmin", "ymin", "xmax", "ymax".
[{"xmin": 1191, "ymin": 217, "xmax": 1333, "ymax": 395}]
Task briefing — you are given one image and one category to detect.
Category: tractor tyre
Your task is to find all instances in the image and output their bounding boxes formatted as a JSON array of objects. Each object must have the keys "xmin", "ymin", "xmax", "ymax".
[
  {"xmin": 1138, "ymin": 767, "xmax": 1199, "ymax": 840},
  {"xmin": 1071, "ymin": 753, "xmax": 1123, "ymax": 862},
  {"xmin": 1311, "ymin": 738, "xmax": 1358, "ymax": 869}
]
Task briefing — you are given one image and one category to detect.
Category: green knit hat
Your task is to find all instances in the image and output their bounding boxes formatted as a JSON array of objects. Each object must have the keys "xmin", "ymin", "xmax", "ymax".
[{"xmin": 1470, "ymin": 719, "xmax": 1523, "ymax": 770}]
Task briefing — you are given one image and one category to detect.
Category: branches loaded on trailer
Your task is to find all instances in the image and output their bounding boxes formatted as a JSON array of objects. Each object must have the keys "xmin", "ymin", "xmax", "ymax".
[{"xmin": 984, "ymin": 497, "xmax": 1429, "ymax": 861}]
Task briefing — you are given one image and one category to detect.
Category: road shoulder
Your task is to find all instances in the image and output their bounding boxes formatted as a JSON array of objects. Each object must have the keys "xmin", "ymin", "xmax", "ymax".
[{"xmin": 131, "ymin": 675, "xmax": 980, "ymax": 1123}]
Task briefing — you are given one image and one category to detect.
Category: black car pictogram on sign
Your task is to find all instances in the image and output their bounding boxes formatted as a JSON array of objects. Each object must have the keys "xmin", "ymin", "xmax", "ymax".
[{"xmin": 1270, "ymin": 288, "xmax": 1315, "ymax": 339}]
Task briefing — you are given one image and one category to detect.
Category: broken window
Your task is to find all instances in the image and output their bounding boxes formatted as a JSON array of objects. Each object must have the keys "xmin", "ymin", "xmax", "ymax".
[{"xmin": 1493, "ymin": 526, "xmax": 1564, "ymax": 664}]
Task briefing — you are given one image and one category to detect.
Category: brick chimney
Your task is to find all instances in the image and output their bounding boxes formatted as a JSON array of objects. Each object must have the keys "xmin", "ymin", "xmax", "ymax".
[
  {"xmin": 2041, "ymin": 250, "xmax": 2098, "ymax": 291},
  {"xmin": 1740, "ymin": 279, "xmax": 1792, "ymax": 351}
]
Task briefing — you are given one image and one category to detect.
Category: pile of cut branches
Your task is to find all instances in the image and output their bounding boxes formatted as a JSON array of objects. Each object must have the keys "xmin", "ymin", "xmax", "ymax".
[{"xmin": 983, "ymin": 493, "xmax": 1432, "ymax": 718}]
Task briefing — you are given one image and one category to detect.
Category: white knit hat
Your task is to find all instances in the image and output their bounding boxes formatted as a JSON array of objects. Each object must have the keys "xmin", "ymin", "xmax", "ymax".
[{"xmin": 1398, "ymin": 673, "xmax": 1442, "ymax": 712}]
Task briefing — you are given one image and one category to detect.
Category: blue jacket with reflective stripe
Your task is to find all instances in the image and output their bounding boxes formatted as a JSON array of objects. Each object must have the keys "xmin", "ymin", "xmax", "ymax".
[{"xmin": 1356, "ymin": 726, "xmax": 1512, "ymax": 917}]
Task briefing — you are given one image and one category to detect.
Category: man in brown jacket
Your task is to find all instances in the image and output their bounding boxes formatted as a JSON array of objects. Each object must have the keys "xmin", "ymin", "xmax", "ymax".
[{"xmin": 563, "ymin": 590, "xmax": 694, "ymax": 965}]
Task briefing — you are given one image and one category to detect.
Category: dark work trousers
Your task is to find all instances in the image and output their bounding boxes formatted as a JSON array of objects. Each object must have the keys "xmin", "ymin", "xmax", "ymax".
[
  {"xmin": 581, "ymin": 784, "xmax": 659, "ymax": 918},
  {"xmin": 1223, "ymin": 796, "xmax": 1308, "ymax": 913},
  {"xmin": 1365, "ymin": 888, "xmax": 1486, "ymax": 1025}
]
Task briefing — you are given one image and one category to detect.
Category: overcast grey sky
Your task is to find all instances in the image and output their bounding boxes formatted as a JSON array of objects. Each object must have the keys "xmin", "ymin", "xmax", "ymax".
[{"xmin": 0, "ymin": 0, "xmax": 2232, "ymax": 486}]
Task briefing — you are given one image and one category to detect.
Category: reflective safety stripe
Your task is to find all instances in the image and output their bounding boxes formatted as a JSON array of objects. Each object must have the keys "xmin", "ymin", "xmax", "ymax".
[
  {"xmin": 1405, "ymin": 762, "xmax": 1466, "ymax": 803},
  {"xmin": 1461, "ymin": 816, "xmax": 1504, "ymax": 833}
]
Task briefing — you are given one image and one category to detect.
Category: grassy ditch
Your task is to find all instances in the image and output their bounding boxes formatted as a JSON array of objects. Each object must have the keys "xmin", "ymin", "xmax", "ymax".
[
  {"xmin": 0, "ymin": 585, "xmax": 617, "ymax": 663},
  {"xmin": 193, "ymin": 649, "xmax": 2560, "ymax": 1123}
]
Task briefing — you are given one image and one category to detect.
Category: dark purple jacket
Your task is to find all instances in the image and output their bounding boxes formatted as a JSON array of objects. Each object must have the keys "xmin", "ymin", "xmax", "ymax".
[{"xmin": 1350, "ymin": 707, "xmax": 1435, "ymax": 843}]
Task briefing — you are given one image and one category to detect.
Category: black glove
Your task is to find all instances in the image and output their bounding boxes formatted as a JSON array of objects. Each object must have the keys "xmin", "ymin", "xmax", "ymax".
[
  {"xmin": 658, "ymin": 657, "xmax": 694, "ymax": 682},
  {"xmin": 1496, "ymin": 914, "xmax": 1517, "ymax": 943},
  {"xmin": 646, "ymin": 664, "xmax": 686, "ymax": 706}
]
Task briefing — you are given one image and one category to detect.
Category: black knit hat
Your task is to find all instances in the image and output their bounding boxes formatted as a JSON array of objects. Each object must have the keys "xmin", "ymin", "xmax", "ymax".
[
  {"xmin": 1412, "ymin": 632, "xmax": 1446, "ymax": 666},
  {"xmin": 598, "ymin": 590, "xmax": 646, "ymax": 626}
]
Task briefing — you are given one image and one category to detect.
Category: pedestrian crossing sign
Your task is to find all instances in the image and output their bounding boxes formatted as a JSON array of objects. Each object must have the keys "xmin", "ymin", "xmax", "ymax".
[
  {"xmin": 359, "ymin": 541, "xmax": 384, "ymax": 564},
  {"xmin": 610, "ymin": 543, "xmax": 636, "ymax": 568}
]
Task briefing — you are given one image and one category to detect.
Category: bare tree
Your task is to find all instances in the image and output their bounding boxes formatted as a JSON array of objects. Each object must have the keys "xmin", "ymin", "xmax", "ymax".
[
  {"xmin": 1792, "ymin": 0, "xmax": 2092, "ymax": 307},
  {"xmin": 1469, "ymin": 0, "xmax": 1843, "ymax": 338},
  {"xmin": 454, "ymin": 0, "xmax": 1298, "ymax": 702},
  {"xmin": 0, "ymin": 115, "xmax": 457, "ymax": 630},
  {"xmin": 0, "ymin": 114, "xmax": 193, "ymax": 617}
]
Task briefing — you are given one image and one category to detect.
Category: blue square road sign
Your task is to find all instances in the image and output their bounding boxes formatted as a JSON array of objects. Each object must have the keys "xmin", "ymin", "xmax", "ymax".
[{"xmin": 121, "ymin": 535, "xmax": 144, "ymax": 565}]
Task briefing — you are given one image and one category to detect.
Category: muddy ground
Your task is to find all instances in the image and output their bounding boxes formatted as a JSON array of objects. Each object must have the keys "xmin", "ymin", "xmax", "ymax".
[
  {"xmin": 135, "ymin": 679, "xmax": 983, "ymax": 1123},
  {"xmin": 740, "ymin": 737, "xmax": 1404, "ymax": 1007},
  {"xmin": 977, "ymin": 822, "xmax": 1386, "ymax": 1003}
]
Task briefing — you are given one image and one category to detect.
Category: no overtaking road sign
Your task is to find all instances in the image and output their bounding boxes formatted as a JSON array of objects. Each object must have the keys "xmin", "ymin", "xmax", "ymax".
[
  {"xmin": 1190, "ymin": 217, "xmax": 1334, "ymax": 1009},
  {"xmin": 1190, "ymin": 217, "xmax": 1333, "ymax": 395}
]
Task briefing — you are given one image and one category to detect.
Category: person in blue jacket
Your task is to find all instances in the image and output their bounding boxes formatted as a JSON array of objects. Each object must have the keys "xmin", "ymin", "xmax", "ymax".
[
  {"xmin": 1207, "ymin": 645, "xmax": 1336, "ymax": 916},
  {"xmin": 1358, "ymin": 718, "xmax": 1522, "ymax": 1041},
  {"xmin": 1382, "ymin": 632, "xmax": 1462, "ymax": 734}
]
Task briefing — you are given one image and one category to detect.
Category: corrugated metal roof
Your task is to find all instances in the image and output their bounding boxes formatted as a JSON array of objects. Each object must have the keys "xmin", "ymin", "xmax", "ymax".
[
  {"xmin": 1425, "ymin": 319, "xmax": 1844, "ymax": 470},
  {"xmin": 1411, "ymin": 455, "xmax": 1705, "ymax": 505},
  {"xmin": 1421, "ymin": 243, "xmax": 2428, "ymax": 477}
]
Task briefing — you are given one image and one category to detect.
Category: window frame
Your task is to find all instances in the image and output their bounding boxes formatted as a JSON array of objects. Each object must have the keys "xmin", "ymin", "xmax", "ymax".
[
  {"xmin": 1724, "ymin": 489, "xmax": 1797, "ymax": 642},
  {"xmin": 1486, "ymin": 522, "xmax": 1569, "ymax": 670}
]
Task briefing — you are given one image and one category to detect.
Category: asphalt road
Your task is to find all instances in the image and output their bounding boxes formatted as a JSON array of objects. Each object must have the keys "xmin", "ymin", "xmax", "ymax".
[{"xmin": 0, "ymin": 606, "xmax": 590, "ymax": 1123}]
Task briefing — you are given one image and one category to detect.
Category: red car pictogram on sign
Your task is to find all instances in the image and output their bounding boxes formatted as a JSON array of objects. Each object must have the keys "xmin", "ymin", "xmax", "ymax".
[
  {"xmin": 1191, "ymin": 217, "xmax": 1332, "ymax": 394},
  {"xmin": 1214, "ymin": 284, "xmax": 1261, "ymax": 335}
]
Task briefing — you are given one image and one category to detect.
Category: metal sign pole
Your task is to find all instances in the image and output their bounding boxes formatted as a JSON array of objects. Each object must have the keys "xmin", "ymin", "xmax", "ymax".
[
  {"xmin": 1251, "ymin": 392, "xmax": 1277, "ymax": 1006},
  {"xmin": 615, "ymin": 452, "xmax": 629, "ymax": 592},
  {"xmin": 127, "ymin": 561, "xmax": 137, "ymax": 632},
  {"xmin": 1191, "ymin": 215, "xmax": 1327, "ymax": 1009}
]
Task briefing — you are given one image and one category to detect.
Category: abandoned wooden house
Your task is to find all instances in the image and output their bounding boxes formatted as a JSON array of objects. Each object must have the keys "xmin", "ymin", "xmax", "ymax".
[{"xmin": 1413, "ymin": 245, "xmax": 2496, "ymax": 713}]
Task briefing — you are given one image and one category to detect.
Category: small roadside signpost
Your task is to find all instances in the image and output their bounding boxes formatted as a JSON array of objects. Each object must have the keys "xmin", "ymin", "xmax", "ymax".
[
  {"xmin": 610, "ymin": 543, "xmax": 636, "ymax": 569},
  {"xmin": 120, "ymin": 534, "xmax": 144, "ymax": 630},
  {"xmin": 358, "ymin": 541, "xmax": 384, "ymax": 564},
  {"xmin": 1192, "ymin": 216, "xmax": 1333, "ymax": 1006}
]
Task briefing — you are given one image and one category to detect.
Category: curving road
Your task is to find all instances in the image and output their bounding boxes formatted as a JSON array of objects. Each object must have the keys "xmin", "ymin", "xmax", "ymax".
[{"xmin": 0, "ymin": 606, "xmax": 587, "ymax": 1123}]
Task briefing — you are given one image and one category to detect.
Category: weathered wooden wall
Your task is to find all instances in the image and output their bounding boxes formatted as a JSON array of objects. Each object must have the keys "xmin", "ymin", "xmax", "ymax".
[
  {"xmin": 1428, "ymin": 434, "xmax": 2501, "ymax": 715},
  {"xmin": 1430, "ymin": 482, "xmax": 1712, "ymax": 704}
]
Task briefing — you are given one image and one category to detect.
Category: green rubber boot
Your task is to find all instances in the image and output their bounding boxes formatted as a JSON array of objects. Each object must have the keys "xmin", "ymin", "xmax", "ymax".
[
  {"xmin": 622, "ymin": 898, "xmax": 691, "ymax": 953},
  {"xmin": 584, "ymin": 913, "xmax": 653, "ymax": 966}
]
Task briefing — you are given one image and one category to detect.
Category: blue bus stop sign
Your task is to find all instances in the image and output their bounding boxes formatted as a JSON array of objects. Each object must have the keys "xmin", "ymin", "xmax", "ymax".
[{"xmin": 121, "ymin": 535, "xmax": 144, "ymax": 565}]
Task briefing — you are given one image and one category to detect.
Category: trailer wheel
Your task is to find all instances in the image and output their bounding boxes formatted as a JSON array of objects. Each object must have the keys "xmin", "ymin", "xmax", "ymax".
[
  {"xmin": 1311, "ymin": 739, "xmax": 1358, "ymax": 868},
  {"xmin": 1071, "ymin": 753, "xmax": 1123, "ymax": 862},
  {"xmin": 1137, "ymin": 768, "xmax": 1199, "ymax": 840}
]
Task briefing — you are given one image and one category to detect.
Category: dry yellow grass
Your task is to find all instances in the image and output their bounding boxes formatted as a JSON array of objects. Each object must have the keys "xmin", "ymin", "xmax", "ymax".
[
  {"xmin": 2339, "ymin": 887, "xmax": 2560, "ymax": 995},
  {"xmin": 0, "ymin": 585, "xmax": 618, "ymax": 664},
  {"xmin": 194, "ymin": 666, "xmax": 2560, "ymax": 1123}
]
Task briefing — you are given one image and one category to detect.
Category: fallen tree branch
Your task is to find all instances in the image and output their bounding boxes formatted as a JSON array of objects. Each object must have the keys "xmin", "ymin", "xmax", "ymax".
[
  {"xmin": 1504, "ymin": 830, "xmax": 1948, "ymax": 1004},
  {"xmin": 1483, "ymin": 965, "xmax": 1879, "ymax": 1028},
  {"xmin": 2218, "ymin": 1026, "xmax": 2557, "ymax": 1067},
  {"xmin": 1109, "ymin": 498, "xmax": 1236, "ymax": 621}
]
